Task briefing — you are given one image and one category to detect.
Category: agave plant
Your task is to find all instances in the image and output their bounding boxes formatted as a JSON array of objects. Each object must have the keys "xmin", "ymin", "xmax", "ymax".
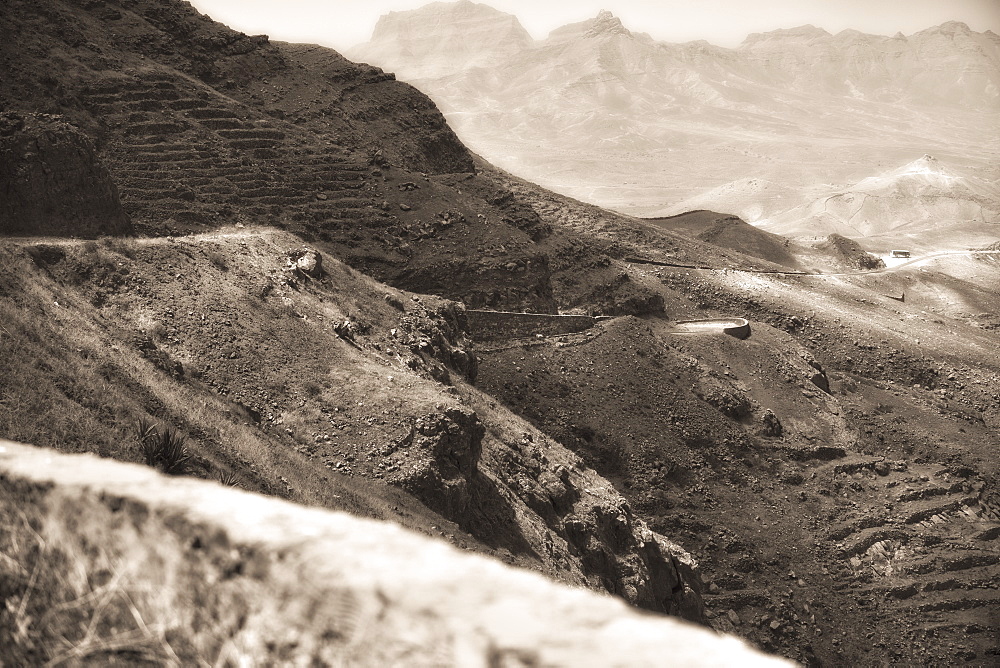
[
  {"xmin": 135, "ymin": 419, "xmax": 192, "ymax": 475},
  {"xmin": 217, "ymin": 470, "xmax": 242, "ymax": 488},
  {"xmin": 135, "ymin": 417, "xmax": 158, "ymax": 448}
]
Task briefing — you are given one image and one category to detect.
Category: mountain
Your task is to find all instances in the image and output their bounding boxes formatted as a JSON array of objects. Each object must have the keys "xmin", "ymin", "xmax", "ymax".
[
  {"xmin": 645, "ymin": 210, "xmax": 802, "ymax": 269},
  {"xmin": 0, "ymin": 0, "xmax": 720, "ymax": 643},
  {"xmin": 2, "ymin": 0, "xmax": 1000, "ymax": 664},
  {"xmin": 350, "ymin": 0, "xmax": 533, "ymax": 80},
  {"xmin": 737, "ymin": 22, "xmax": 1000, "ymax": 109},
  {"xmin": 350, "ymin": 5, "xmax": 1000, "ymax": 241},
  {"xmin": 760, "ymin": 155, "xmax": 1000, "ymax": 247}
]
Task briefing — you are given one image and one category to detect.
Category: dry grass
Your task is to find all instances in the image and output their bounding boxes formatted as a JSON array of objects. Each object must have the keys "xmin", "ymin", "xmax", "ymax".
[
  {"xmin": 0, "ymin": 475, "xmax": 451, "ymax": 666},
  {"xmin": 0, "ymin": 479, "xmax": 318, "ymax": 666},
  {"xmin": 0, "ymin": 278, "xmax": 137, "ymax": 460},
  {"xmin": 0, "ymin": 492, "xmax": 186, "ymax": 665}
]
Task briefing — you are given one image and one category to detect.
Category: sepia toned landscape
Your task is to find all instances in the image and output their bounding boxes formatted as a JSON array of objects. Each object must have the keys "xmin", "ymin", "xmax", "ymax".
[{"xmin": 1, "ymin": 0, "xmax": 997, "ymax": 665}]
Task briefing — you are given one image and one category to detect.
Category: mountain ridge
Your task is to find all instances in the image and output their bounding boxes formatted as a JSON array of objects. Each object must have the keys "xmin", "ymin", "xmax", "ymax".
[
  {"xmin": 758, "ymin": 154, "xmax": 1000, "ymax": 244},
  {"xmin": 349, "ymin": 3, "xmax": 1000, "ymax": 240}
]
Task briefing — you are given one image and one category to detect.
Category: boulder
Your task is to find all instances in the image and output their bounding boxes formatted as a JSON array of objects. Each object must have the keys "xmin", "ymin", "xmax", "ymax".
[
  {"xmin": 295, "ymin": 248, "xmax": 323, "ymax": 277},
  {"xmin": 761, "ymin": 409, "xmax": 784, "ymax": 437}
]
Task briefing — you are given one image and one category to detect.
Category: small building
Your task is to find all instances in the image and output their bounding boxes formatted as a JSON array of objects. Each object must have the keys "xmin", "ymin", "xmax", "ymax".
[{"xmin": 890, "ymin": 250, "xmax": 911, "ymax": 258}]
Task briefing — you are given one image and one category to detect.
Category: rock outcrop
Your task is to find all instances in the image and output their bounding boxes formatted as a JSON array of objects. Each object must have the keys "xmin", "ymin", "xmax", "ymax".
[
  {"xmin": 0, "ymin": 440, "xmax": 790, "ymax": 667},
  {"xmin": 291, "ymin": 247, "xmax": 324, "ymax": 278},
  {"xmin": 817, "ymin": 234, "xmax": 885, "ymax": 270},
  {"xmin": 387, "ymin": 407, "xmax": 484, "ymax": 518},
  {"xmin": 0, "ymin": 112, "xmax": 132, "ymax": 237}
]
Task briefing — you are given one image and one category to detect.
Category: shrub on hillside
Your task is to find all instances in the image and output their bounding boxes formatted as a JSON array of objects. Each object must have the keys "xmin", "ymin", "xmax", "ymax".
[{"xmin": 135, "ymin": 418, "xmax": 192, "ymax": 475}]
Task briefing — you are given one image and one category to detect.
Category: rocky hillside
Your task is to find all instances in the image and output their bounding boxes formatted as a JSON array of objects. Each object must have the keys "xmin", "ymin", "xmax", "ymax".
[
  {"xmin": 0, "ymin": 112, "xmax": 132, "ymax": 236},
  {"xmin": 1, "ymin": 0, "xmax": 998, "ymax": 665},
  {"xmin": 0, "ymin": 229, "xmax": 707, "ymax": 621}
]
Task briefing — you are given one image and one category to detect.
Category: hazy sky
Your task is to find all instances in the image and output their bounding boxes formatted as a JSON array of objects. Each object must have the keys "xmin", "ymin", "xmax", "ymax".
[{"xmin": 186, "ymin": 0, "xmax": 1000, "ymax": 51}]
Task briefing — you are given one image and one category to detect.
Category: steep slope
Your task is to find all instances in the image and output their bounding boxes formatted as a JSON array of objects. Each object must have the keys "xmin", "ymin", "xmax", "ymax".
[
  {"xmin": 0, "ymin": 0, "xmax": 554, "ymax": 313},
  {"xmin": 0, "ymin": 0, "xmax": 473, "ymax": 177},
  {"xmin": 0, "ymin": 230, "xmax": 704, "ymax": 619},
  {"xmin": 0, "ymin": 112, "xmax": 132, "ymax": 237},
  {"xmin": 351, "ymin": 5, "xmax": 1000, "ymax": 225}
]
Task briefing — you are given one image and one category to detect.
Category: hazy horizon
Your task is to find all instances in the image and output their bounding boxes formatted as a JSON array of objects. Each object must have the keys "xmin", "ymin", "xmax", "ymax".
[{"xmin": 186, "ymin": 0, "xmax": 1000, "ymax": 52}]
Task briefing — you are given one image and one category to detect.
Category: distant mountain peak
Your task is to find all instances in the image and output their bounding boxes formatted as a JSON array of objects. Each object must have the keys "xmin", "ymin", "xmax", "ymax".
[
  {"xmin": 900, "ymin": 154, "xmax": 947, "ymax": 175},
  {"xmin": 914, "ymin": 21, "xmax": 976, "ymax": 40},
  {"xmin": 852, "ymin": 154, "xmax": 962, "ymax": 192},
  {"xmin": 938, "ymin": 21, "xmax": 972, "ymax": 33},
  {"xmin": 584, "ymin": 9, "xmax": 632, "ymax": 38},
  {"xmin": 370, "ymin": 0, "xmax": 530, "ymax": 42},
  {"xmin": 741, "ymin": 24, "xmax": 831, "ymax": 46},
  {"xmin": 354, "ymin": 0, "xmax": 533, "ymax": 80}
]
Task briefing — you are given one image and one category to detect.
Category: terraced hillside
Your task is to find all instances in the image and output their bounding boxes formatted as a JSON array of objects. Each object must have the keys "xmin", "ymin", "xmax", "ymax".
[{"xmin": 77, "ymin": 70, "xmax": 378, "ymax": 234}]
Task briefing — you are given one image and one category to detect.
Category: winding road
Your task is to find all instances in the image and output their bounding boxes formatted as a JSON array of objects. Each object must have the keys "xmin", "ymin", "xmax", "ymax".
[{"xmin": 626, "ymin": 250, "xmax": 999, "ymax": 278}]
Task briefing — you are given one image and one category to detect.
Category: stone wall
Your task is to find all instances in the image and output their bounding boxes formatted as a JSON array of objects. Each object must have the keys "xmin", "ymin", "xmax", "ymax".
[
  {"xmin": 672, "ymin": 318, "xmax": 752, "ymax": 340},
  {"xmin": 0, "ymin": 440, "xmax": 792, "ymax": 667},
  {"xmin": 466, "ymin": 309, "xmax": 607, "ymax": 341}
]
